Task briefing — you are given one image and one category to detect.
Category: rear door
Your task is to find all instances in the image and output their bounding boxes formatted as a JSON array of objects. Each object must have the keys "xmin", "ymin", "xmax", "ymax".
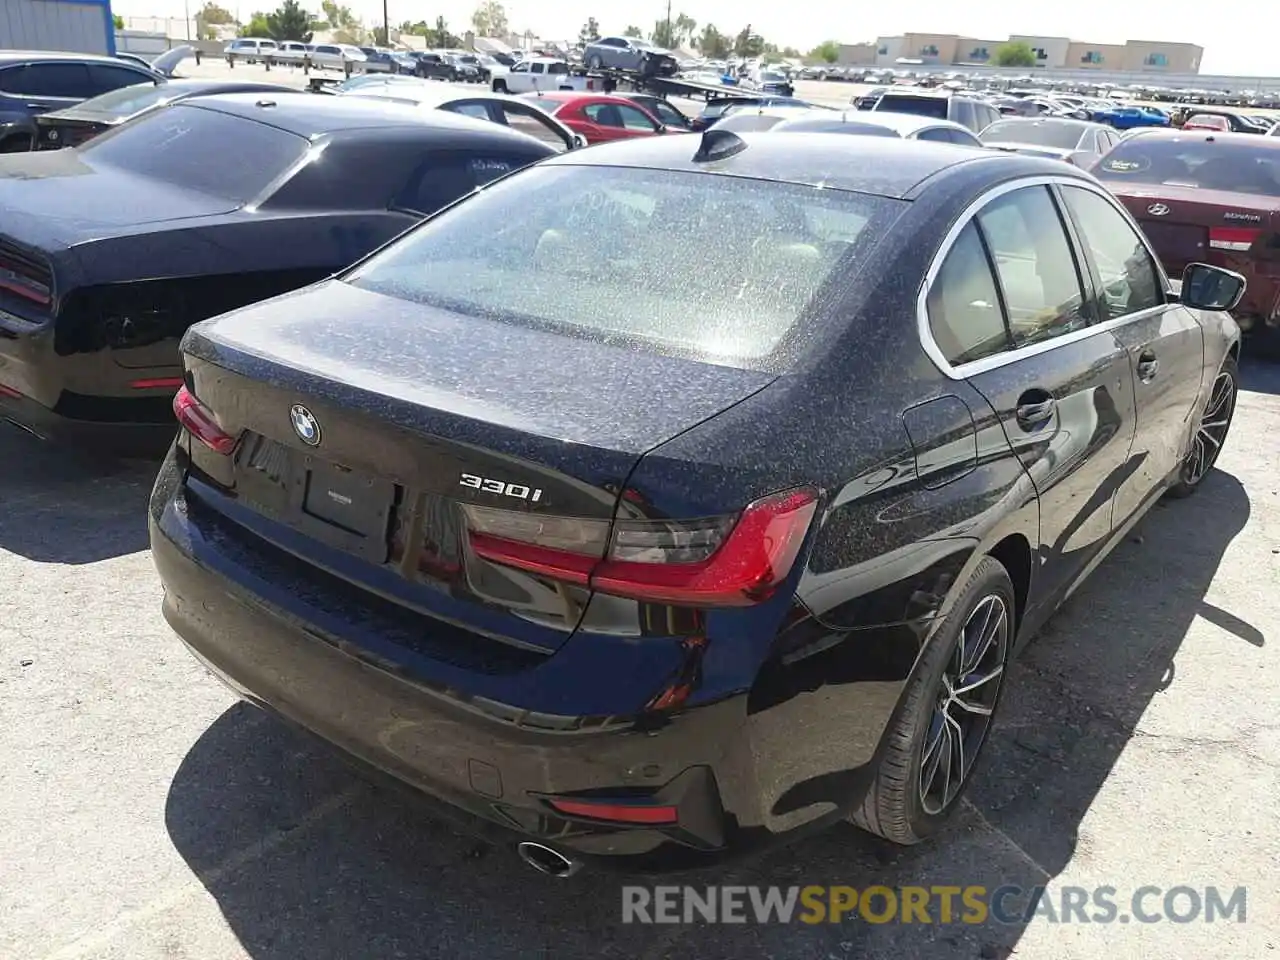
[
  {"xmin": 925, "ymin": 181, "xmax": 1138, "ymax": 608},
  {"xmin": 1057, "ymin": 183, "xmax": 1205, "ymax": 521}
]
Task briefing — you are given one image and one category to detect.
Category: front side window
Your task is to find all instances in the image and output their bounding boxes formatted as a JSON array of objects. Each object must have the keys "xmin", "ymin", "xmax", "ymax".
[
  {"xmin": 975, "ymin": 186, "xmax": 1089, "ymax": 348},
  {"xmin": 347, "ymin": 165, "xmax": 906, "ymax": 370},
  {"xmin": 1060, "ymin": 186, "xmax": 1163, "ymax": 318},
  {"xmin": 86, "ymin": 64, "xmax": 154, "ymax": 95},
  {"xmin": 492, "ymin": 102, "xmax": 573, "ymax": 151},
  {"xmin": 927, "ymin": 221, "xmax": 1009, "ymax": 366},
  {"xmin": 10, "ymin": 62, "xmax": 93, "ymax": 98},
  {"xmin": 79, "ymin": 104, "xmax": 308, "ymax": 204}
]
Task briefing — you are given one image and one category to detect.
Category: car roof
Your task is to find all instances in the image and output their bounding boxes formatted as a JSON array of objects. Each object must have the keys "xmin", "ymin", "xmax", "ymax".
[
  {"xmin": 0, "ymin": 50, "xmax": 154, "ymax": 67},
  {"xmin": 798, "ymin": 110, "xmax": 971, "ymax": 135},
  {"xmin": 178, "ymin": 91, "xmax": 532, "ymax": 137},
  {"xmin": 344, "ymin": 83, "xmax": 533, "ymax": 111},
  {"xmin": 1122, "ymin": 128, "xmax": 1280, "ymax": 149},
  {"xmin": 541, "ymin": 131, "xmax": 1081, "ymax": 200},
  {"xmin": 176, "ymin": 92, "xmax": 558, "ymax": 153}
]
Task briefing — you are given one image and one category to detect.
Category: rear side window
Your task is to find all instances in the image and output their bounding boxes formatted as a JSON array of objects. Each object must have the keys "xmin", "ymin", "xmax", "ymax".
[
  {"xmin": 975, "ymin": 186, "xmax": 1089, "ymax": 348},
  {"xmin": 876, "ymin": 94, "xmax": 948, "ymax": 120},
  {"xmin": 348, "ymin": 165, "xmax": 906, "ymax": 371},
  {"xmin": 1059, "ymin": 186, "xmax": 1164, "ymax": 318},
  {"xmin": 78, "ymin": 104, "xmax": 308, "ymax": 204},
  {"xmin": 927, "ymin": 221, "xmax": 1009, "ymax": 366},
  {"xmin": 395, "ymin": 151, "xmax": 532, "ymax": 215},
  {"xmin": 87, "ymin": 63, "xmax": 154, "ymax": 95}
]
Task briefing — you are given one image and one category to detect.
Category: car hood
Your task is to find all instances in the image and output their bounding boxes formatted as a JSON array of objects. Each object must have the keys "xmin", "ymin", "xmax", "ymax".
[
  {"xmin": 0, "ymin": 151, "xmax": 237, "ymax": 247},
  {"xmin": 152, "ymin": 45, "xmax": 194, "ymax": 77}
]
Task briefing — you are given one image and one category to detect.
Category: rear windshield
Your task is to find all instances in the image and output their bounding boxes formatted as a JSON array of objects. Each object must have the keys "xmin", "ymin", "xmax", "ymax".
[
  {"xmin": 980, "ymin": 120, "xmax": 1084, "ymax": 149},
  {"xmin": 875, "ymin": 94, "xmax": 949, "ymax": 120},
  {"xmin": 346, "ymin": 165, "xmax": 905, "ymax": 370},
  {"xmin": 1094, "ymin": 135, "xmax": 1280, "ymax": 196},
  {"xmin": 70, "ymin": 82, "xmax": 176, "ymax": 120},
  {"xmin": 78, "ymin": 103, "xmax": 308, "ymax": 204}
]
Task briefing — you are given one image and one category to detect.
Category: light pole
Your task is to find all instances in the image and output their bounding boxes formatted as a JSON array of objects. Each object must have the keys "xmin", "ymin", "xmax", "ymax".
[
  {"xmin": 664, "ymin": 0, "xmax": 671, "ymax": 46},
  {"xmin": 184, "ymin": 0, "xmax": 191, "ymax": 40},
  {"xmin": 382, "ymin": 0, "xmax": 389, "ymax": 46}
]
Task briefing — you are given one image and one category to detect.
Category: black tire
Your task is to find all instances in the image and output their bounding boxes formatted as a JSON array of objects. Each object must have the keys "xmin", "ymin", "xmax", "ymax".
[
  {"xmin": 587, "ymin": 54, "xmax": 603, "ymax": 70},
  {"xmin": 850, "ymin": 555, "xmax": 1015, "ymax": 845},
  {"xmin": 1166, "ymin": 353, "xmax": 1238, "ymax": 498},
  {"xmin": 492, "ymin": 79, "xmax": 508, "ymax": 94}
]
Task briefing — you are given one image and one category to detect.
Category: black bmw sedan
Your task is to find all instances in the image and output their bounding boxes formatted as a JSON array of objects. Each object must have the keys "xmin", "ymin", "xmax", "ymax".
[{"xmin": 150, "ymin": 130, "xmax": 1244, "ymax": 874}]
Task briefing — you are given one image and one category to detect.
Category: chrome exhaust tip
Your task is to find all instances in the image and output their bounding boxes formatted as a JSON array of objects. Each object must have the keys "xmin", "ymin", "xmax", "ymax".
[{"xmin": 516, "ymin": 841, "xmax": 583, "ymax": 878}]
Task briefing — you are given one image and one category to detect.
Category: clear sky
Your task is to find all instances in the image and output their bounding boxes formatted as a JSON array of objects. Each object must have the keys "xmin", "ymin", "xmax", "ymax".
[{"xmin": 109, "ymin": 0, "xmax": 1277, "ymax": 77}]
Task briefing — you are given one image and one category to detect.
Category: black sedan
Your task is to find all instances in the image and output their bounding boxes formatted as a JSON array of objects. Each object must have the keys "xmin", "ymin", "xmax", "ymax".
[
  {"xmin": 34, "ymin": 78, "xmax": 294, "ymax": 150},
  {"xmin": 150, "ymin": 130, "xmax": 1243, "ymax": 874},
  {"xmin": 0, "ymin": 93, "xmax": 557, "ymax": 454}
]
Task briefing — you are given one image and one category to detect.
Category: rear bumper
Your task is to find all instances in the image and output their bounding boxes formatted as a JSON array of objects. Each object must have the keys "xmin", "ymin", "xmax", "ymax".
[
  {"xmin": 149, "ymin": 454, "xmax": 871, "ymax": 872},
  {"xmin": 0, "ymin": 385, "xmax": 176, "ymax": 457}
]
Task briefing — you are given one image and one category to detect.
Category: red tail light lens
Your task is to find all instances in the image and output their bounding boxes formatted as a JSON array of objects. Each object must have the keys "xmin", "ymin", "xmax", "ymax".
[
  {"xmin": 1209, "ymin": 226, "xmax": 1262, "ymax": 252},
  {"xmin": 465, "ymin": 487, "xmax": 819, "ymax": 607},
  {"xmin": 547, "ymin": 798, "xmax": 679, "ymax": 825},
  {"xmin": 172, "ymin": 385, "xmax": 238, "ymax": 455}
]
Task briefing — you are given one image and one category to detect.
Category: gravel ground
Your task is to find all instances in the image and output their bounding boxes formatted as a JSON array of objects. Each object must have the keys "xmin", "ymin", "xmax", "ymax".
[{"xmin": 2, "ymin": 357, "xmax": 1277, "ymax": 960}]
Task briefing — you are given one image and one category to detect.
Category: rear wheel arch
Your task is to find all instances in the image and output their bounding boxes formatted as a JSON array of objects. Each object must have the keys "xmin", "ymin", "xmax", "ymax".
[{"xmin": 987, "ymin": 533, "xmax": 1032, "ymax": 633}]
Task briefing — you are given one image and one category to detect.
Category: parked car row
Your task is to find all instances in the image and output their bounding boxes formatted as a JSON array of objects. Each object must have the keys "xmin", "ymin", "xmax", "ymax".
[{"xmin": 0, "ymin": 61, "xmax": 1263, "ymax": 879}]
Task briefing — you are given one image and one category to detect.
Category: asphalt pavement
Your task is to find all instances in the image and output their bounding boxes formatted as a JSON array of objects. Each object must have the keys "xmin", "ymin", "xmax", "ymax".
[{"xmin": 2, "ymin": 356, "xmax": 1277, "ymax": 959}]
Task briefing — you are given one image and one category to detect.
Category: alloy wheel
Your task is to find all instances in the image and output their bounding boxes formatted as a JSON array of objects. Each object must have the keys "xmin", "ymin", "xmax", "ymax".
[
  {"xmin": 918, "ymin": 594, "xmax": 1010, "ymax": 815},
  {"xmin": 1184, "ymin": 370, "xmax": 1235, "ymax": 486}
]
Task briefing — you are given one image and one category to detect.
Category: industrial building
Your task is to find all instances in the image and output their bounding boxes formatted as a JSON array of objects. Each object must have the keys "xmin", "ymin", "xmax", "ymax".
[
  {"xmin": 0, "ymin": 0, "xmax": 116, "ymax": 56},
  {"xmin": 838, "ymin": 33, "xmax": 1203, "ymax": 75}
]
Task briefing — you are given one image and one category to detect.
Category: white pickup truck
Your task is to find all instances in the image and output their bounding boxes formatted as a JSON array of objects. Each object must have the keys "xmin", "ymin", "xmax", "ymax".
[{"xmin": 491, "ymin": 57, "xmax": 610, "ymax": 95}]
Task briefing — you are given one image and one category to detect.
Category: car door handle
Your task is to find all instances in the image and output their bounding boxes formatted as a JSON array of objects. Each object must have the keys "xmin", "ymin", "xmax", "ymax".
[
  {"xmin": 25, "ymin": 104, "xmax": 49, "ymax": 112},
  {"xmin": 1015, "ymin": 392, "xmax": 1056, "ymax": 428},
  {"xmin": 1137, "ymin": 350, "xmax": 1160, "ymax": 382}
]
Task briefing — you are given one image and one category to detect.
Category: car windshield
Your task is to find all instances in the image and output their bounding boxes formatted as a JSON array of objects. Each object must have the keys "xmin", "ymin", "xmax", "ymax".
[
  {"xmin": 875, "ymin": 94, "xmax": 949, "ymax": 119},
  {"xmin": 66, "ymin": 82, "xmax": 177, "ymax": 120},
  {"xmin": 761, "ymin": 72, "xmax": 786, "ymax": 82},
  {"xmin": 1094, "ymin": 136, "xmax": 1280, "ymax": 196},
  {"xmin": 78, "ymin": 103, "xmax": 309, "ymax": 204},
  {"xmin": 980, "ymin": 120, "xmax": 1084, "ymax": 148},
  {"xmin": 345, "ymin": 165, "xmax": 906, "ymax": 370}
]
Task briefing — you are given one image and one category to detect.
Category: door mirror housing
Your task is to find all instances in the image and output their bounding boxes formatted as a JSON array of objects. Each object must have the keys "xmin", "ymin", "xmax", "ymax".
[
  {"xmin": 571, "ymin": 133, "xmax": 588, "ymax": 149},
  {"xmin": 1179, "ymin": 262, "xmax": 1247, "ymax": 312}
]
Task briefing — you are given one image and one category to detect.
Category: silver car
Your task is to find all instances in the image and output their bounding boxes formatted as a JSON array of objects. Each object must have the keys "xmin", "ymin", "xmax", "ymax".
[{"xmin": 581, "ymin": 37, "xmax": 678, "ymax": 76}]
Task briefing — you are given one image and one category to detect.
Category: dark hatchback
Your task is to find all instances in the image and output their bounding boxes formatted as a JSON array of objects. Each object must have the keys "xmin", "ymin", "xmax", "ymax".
[
  {"xmin": 0, "ymin": 93, "xmax": 557, "ymax": 454},
  {"xmin": 152, "ymin": 131, "xmax": 1244, "ymax": 874},
  {"xmin": 34, "ymin": 78, "xmax": 293, "ymax": 150}
]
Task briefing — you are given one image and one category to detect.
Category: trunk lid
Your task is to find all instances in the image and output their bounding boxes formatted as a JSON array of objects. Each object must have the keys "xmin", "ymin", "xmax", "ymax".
[
  {"xmin": 179, "ymin": 280, "xmax": 776, "ymax": 654},
  {"xmin": 1109, "ymin": 183, "xmax": 1280, "ymax": 272}
]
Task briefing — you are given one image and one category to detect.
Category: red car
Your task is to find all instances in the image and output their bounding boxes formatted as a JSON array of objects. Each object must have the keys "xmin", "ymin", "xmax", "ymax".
[
  {"xmin": 520, "ymin": 92, "xmax": 676, "ymax": 144},
  {"xmin": 1092, "ymin": 129, "xmax": 1280, "ymax": 354}
]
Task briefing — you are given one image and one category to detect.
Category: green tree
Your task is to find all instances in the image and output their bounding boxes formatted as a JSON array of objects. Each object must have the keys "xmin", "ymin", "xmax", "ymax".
[
  {"xmin": 697, "ymin": 23, "xmax": 729, "ymax": 58},
  {"xmin": 112, "ymin": 13, "xmax": 124, "ymax": 28},
  {"xmin": 197, "ymin": 2, "xmax": 235, "ymax": 24},
  {"xmin": 994, "ymin": 41, "xmax": 1036, "ymax": 67},
  {"xmin": 651, "ymin": 20, "xmax": 675, "ymax": 48},
  {"xmin": 371, "ymin": 25, "xmax": 388, "ymax": 45},
  {"xmin": 398, "ymin": 20, "xmax": 430, "ymax": 36},
  {"xmin": 432, "ymin": 16, "xmax": 458, "ymax": 47},
  {"xmin": 809, "ymin": 40, "xmax": 840, "ymax": 64},
  {"xmin": 265, "ymin": 0, "xmax": 313, "ymax": 42},
  {"xmin": 622, "ymin": 25, "xmax": 643, "ymax": 38},
  {"xmin": 733, "ymin": 25, "xmax": 764, "ymax": 57},
  {"xmin": 578, "ymin": 17, "xmax": 600, "ymax": 46},
  {"xmin": 673, "ymin": 12, "xmax": 696, "ymax": 46},
  {"xmin": 470, "ymin": 0, "xmax": 508, "ymax": 38},
  {"xmin": 320, "ymin": 0, "xmax": 357, "ymax": 29},
  {"xmin": 781, "ymin": 46, "xmax": 800, "ymax": 58},
  {"xmin": 239, "ymin": 11, "xmax": 270, "ymax": 36}
]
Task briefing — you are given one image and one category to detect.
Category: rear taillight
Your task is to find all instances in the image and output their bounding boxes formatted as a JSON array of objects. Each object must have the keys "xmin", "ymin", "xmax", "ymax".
[
  {"xmin": 172, "ymin": 384, "xmax": 238, "ymax": 455},
  {"xmin": 1209, "ymin": 226, "xmax": 1262, "ymax": 252},
  {"xmin": 465, "ymin": 487, "xmax": 818, "ymax": 607}
]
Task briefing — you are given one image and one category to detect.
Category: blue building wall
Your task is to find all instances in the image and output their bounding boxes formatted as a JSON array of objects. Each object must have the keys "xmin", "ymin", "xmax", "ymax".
[{"xmin": 0, "ymin": 0, "xmax": 116, "ymax": 56}]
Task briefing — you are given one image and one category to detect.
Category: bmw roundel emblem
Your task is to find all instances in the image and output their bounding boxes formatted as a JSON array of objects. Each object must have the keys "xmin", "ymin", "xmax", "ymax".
[{"xmin": 290, "ymin": 404, "xmax": 321, "ymax": 446}]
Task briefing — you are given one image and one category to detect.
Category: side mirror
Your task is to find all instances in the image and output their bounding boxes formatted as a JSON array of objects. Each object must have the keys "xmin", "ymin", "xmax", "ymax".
[
  {"xmin": 656, "ymin": 124, "xmax": 668, "ymax": 134},
  {"xmin": 1180, "ymin": 262, "xmax": 1247, "ymax": 312},
  {"xmin": 571, "ymin": 133, "xmax": 588, "ymax": 149}
]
